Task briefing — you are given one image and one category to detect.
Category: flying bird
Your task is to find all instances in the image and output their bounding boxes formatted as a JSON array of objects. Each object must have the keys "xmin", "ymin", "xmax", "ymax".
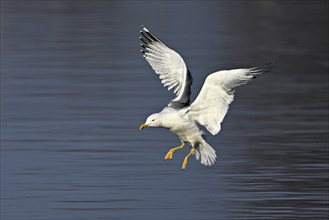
[{"xmin": 139, "ymin": 26, "xmax": 273, "ymax": 170}]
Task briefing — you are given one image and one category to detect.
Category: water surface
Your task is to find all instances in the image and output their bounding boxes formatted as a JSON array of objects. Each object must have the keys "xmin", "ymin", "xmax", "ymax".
[{"xmin": 1, "ymin": 1, "xmax": 328, "ymax": 220}]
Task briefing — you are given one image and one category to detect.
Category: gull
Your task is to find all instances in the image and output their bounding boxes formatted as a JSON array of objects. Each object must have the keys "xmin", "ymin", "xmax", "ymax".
[{"xmin": 139, "ymin": 26, "xmax": 273, "ymax": 170}]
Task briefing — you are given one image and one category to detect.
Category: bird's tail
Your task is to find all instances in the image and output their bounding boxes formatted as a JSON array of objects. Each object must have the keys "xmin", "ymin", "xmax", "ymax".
[{"xmin": 195, "ymin": 140, "xmax": 217, "ymax": 166}]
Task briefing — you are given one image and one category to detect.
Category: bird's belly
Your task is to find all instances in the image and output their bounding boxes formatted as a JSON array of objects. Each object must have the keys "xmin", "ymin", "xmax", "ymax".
[{"xmin": 170, "ymin": 123, "xmax": 203, "ymax": 145}]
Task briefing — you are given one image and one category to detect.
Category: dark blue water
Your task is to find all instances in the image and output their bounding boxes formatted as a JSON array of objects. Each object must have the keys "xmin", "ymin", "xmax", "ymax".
[{"xmin": 1, "ymin": 1, "xmax": 328, "ymax": 220}]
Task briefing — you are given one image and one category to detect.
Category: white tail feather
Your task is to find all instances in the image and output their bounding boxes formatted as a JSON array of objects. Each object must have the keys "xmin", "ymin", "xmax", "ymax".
[{"xmin": 195, "ymin": 140, "xmax": 217, "ymax": 166}]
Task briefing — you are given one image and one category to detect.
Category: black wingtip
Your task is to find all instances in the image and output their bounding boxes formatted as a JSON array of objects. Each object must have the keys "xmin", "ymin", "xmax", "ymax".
[
  {"xmin": 141, "ymin": 25, "xmax": 147, "ymax": 31},
  {"xmin": 141, "ymin": 25, "xmax": 148, "ymax": 33},
  {"xmin": 250, "ymin": 60, "xmax": 276, "ymax": 74},
  {"xmin": 263, "ymin": 60, "xmax": 276, "ymax": 72},
  {"xmin": 251, "ymin": 60, "xmax": 276, "ymax": 73}
]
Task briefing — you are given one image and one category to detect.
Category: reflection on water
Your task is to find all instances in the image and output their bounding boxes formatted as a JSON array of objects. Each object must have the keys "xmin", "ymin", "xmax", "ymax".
[{"xmin": 1, "ymin": 1, "xmax": 328, "ymax": 220}]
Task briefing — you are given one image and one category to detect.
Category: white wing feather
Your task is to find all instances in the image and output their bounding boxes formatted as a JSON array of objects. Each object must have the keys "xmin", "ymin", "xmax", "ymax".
[
  {"xmin": 186, "ymin": 64, "xmax": 273, "ymax": 135},
  {"xmin": 140, "ymin": 27, "xmax": 191, "ymax": 105}
]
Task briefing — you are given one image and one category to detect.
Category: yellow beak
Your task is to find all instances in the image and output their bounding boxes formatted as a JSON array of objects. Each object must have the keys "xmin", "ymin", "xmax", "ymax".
[{"xmin": 139, "ymin": 123, "xmax": 148, "ymax": 130}]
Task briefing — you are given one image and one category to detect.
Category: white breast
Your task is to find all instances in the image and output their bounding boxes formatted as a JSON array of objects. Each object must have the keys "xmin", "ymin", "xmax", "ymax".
[{"xmin": 162, "ymin": 110, "xmax": 203, "ymax": 145}]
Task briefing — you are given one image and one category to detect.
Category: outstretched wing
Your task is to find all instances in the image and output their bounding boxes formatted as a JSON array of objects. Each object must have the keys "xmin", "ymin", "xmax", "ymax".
[
  {"xmin": 185, "ymin": 63, "xmax": 273, "ymax": 135},
  {"xmin": 140, "ymin": 26, "xmax": 192, "ymax": 109}
]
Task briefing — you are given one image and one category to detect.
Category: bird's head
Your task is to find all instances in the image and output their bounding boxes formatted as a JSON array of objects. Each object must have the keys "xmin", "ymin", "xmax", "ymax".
[{"xmin": 140, "ymin": 113, "xmax": 161, "ymax": 130}]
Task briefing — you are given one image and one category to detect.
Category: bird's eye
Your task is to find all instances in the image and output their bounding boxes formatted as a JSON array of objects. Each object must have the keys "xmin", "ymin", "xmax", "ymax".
[{"xmin": 152, "ymin": 119, "xmax": 155, "ymax": 122}]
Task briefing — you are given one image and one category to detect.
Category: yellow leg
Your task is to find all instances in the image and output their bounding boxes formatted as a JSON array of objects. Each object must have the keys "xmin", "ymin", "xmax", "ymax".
[
  {"xmin": 182, "ymin": 147, "xmax": 196, "ymax": 170},
  {"xmin": 164, "ymin": 140, "xmax": 185, "ymax": 160}
]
